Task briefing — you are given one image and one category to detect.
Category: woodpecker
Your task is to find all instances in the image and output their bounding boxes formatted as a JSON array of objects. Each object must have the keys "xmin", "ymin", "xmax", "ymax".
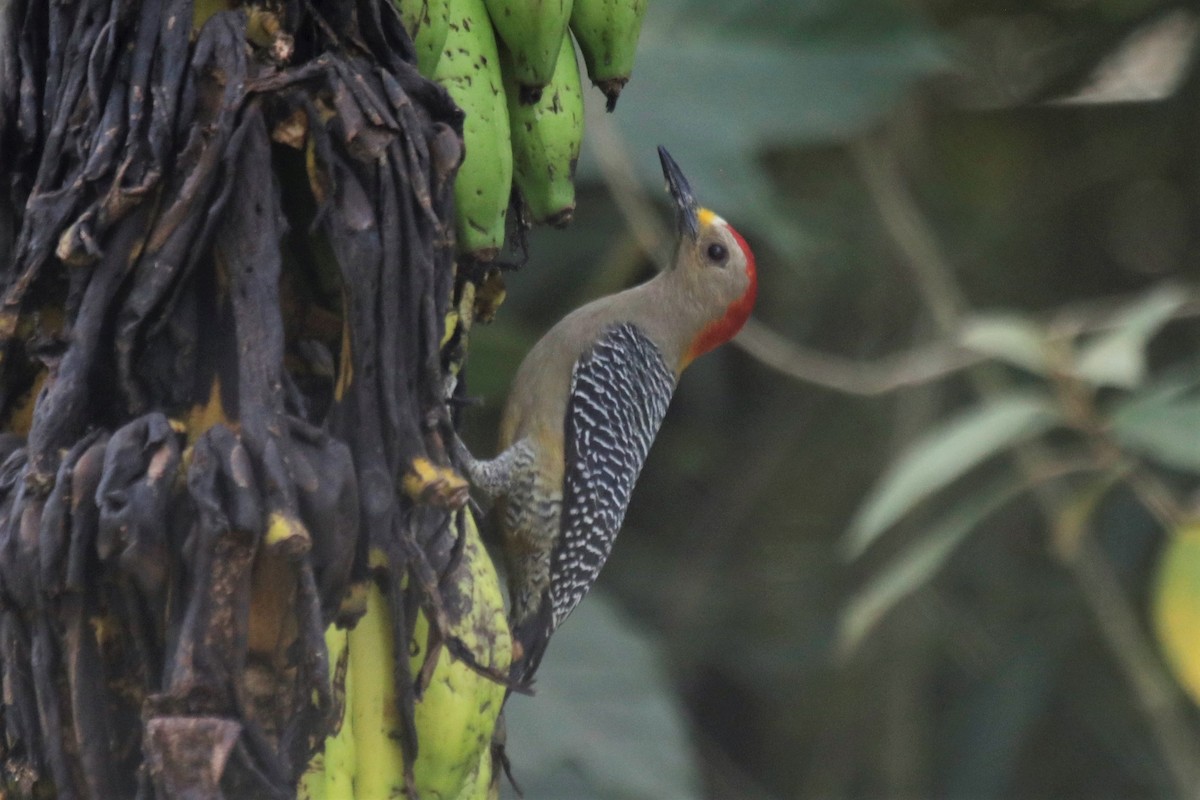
[{"xmin": 457, "ymin": 147, "xmax": 757, "ymax": 684}]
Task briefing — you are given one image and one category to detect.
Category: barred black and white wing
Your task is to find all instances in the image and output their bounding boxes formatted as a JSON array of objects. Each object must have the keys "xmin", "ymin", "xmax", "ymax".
[{"xmin": 551, "ymin": 323, "xmax": 676, "ymax": 628}]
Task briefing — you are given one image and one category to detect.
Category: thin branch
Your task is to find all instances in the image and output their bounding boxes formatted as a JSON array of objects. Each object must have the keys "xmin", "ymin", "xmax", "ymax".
[
  {"xmin": 735, "ymin": 290, "xmax": 1200, "ymax": 397},
  {"xmin": 734, "ymin": 318, "xmax": 983, "ymax": 396}
]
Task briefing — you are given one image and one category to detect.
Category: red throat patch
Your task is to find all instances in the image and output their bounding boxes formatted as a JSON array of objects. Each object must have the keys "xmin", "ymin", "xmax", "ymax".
[{"xmin": 685, "ymin": 224, "xmax": 757, "ymax": 366}]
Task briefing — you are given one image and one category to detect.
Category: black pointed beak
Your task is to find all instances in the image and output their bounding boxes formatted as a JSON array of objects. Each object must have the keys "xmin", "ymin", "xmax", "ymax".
[{"xmin": 658, "ymin": 146, "xmax": 699, "ymax": 240}]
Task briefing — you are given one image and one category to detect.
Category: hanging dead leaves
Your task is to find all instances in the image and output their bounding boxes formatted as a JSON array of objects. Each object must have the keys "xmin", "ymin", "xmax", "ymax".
[{"xmin": 0, "ymin": 1, "xmax": 487, "ymax": 796}]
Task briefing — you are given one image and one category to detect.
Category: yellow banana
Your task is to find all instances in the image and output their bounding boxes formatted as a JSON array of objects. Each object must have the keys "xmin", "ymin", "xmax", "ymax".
[
  {"xmin": 435, "ymin": 0, "xmax": 513, "ymax": 261},
  {"xmin": 393, "ymin": 0, "xmax": 452, "ymax": 78},
  {"xmin": 348, "ymin": 563, "xmax": 409, "ymax": 799},
  {"xmin": 484, "ymin": 0, "xmax": 573, "ymax": 104},
  {"xmin": 569, "ymin": 0, "xmax": 648, "ymax": 111},
  {"xmin": 503, "ymin": 37, "xmax": 583, "ymax": 226},
  {"xmin": 410, "ymin": 509, "xmax": 512, "ymax": 798},
  {"xmin": 322, "ymin": 640, "xmax": 356, "ymax": 800},
  {"xmin": 299, "ymin": 510, "xmax": 510, "ymax": 799},
  {"xmin": 298, "ymin": 626, "xmax": 351, "ymax": 800},
  {"xmin": 456, "ymin": 748, "xmax": 497, "ymax": 800}
]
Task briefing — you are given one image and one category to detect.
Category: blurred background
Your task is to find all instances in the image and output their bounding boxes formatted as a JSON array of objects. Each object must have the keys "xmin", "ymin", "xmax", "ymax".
[{"xmin": 460, "ymin": 1, "xmax": 1200, "ymax": 797}]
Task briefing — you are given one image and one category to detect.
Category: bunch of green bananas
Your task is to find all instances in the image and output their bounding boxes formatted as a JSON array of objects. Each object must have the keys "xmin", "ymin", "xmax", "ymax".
[{"xmin": 395, "ymin": 0, "xmax": 649, "ymax": 259}]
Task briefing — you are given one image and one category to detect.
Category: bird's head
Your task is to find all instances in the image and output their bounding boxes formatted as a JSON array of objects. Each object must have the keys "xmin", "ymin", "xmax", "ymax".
[{"xmin": 658, "ymin": 146, "xmax": 757, "ymax": 367}]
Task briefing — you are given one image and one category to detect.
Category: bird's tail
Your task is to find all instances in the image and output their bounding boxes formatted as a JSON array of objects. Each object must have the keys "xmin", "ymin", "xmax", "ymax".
[{"xmin": 508, "ymin": 600, "xmax": 555, "ymax": 691}]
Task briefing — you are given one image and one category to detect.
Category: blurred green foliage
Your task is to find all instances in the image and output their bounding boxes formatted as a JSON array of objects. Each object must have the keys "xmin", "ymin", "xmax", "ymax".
[
  {"xmin": 464, "ymin": 0, "xmax": 1200, "ymax": 797},
  {"xmin": 504, "ymin": 595, "xmax": 703, "ymax": 799}
]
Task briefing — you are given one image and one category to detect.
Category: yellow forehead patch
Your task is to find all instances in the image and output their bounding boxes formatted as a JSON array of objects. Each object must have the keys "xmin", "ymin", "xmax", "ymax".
[{"xmin": 698, "ymin": 208, "xmax": 723, "ymax": 229}]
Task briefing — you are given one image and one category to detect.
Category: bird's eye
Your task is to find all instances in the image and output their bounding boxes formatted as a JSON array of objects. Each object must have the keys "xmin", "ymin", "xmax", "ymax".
[{"xmin": 706, "ymin": 242, "xmax": 728, "ymax": 264}]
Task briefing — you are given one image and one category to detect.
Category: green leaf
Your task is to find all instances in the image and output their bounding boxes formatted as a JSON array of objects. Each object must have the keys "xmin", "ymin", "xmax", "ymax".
[
  {"xmin": 503, "ymin": 594, "xmax": 702, "ymax": 800},
  {"xmin": 1073, "ymin": 285, "xmax": 1187, "ymax": 389},
  {"xmin": 959, "ymin": 313, "xmax": 1050, "ymax": 374},
  {"xmin": 844, "ymin": 393, "xmax": 1061, "ymax": 557},
  {"xmin": 838, "ymin": 477, "xmax": 1026, "ymax": 657},
  {"xmin": 1111, "ymin": 374, "xmax": 1200, "ymax": 473}
]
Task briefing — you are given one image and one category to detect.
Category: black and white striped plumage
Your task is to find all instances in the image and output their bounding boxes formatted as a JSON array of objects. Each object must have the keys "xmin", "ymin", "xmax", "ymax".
[
  {"xmin": 552, "ymin": 323, "xmax": 675, "ymax": 625},
  {"xmin": 511, "ymin": 323, "xmax": 675, "ymax": 682}
]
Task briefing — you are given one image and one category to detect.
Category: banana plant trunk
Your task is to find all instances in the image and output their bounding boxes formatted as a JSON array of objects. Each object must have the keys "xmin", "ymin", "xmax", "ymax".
[{"xmin": 0, "ymin": 1, "xmax": 509, "ymax": 797}]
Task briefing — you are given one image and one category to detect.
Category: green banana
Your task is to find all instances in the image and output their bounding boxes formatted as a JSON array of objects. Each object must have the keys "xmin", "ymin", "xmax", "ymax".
[
  {"xmin": 484, "ymin": 0, "xmax": 573, "ymax": 104},
  {"xmin": 503, "ymin": 37, "xmax": 583, "ymax": 226},
  {"xmin": 393, "ymin": 0, "xmax": 452, "ymax": 78},
  {"xmin": 435, "ymin": 0, "xmax": 513, "ymax": 260},
  {"xmin": 569, "ymin": 0, "xmax": 648, "ymax": 111}
]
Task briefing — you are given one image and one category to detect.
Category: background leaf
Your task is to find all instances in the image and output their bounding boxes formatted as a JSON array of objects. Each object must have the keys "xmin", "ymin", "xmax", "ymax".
[
  {"xmin": 959, "ymin": 313, "xmax": 1050, "ymax": 374},
  {"xmin": 838, "ymin": 476, "xmax": 1027, "ymax": 657},
  {"xmin": 1072, "ymin": 285, "xmax": 1187, "ymax": 389},
  {"xmin": 503, "ymin": 594, "xmax": 702, "ymax": 800},
  {"xmin": 1110, "ymin": 376, "xmax": 1200, "ymax": 473},
  {"xmin": 844, "ymin": 393, "xmax": 1062, "ymax": 557}
]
